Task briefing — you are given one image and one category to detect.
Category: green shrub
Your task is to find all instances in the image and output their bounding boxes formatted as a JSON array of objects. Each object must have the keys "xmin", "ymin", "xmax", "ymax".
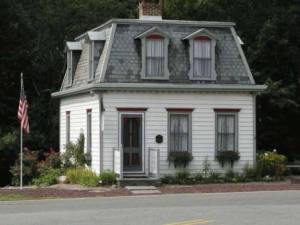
[
  {"xmin": 202, "ymin": 157, "xmax": 212, "ymax": 178},
  {"xmin": 37, "ymin": 149, "xmax": 61, "ymax": 175},
  {"xmin": 10, "ymin": 148, "xmax": 39, "ymax": 186},
  {"xmin": 61, "ymin": 134, "xmax": 85, "ymax": 169},
  {"xmin": 168, "ymin": 152, "xmax": 193, "ymax": 168},
  {"xmin": 194, "ymin": 173, "xmax": 203, "ymax": 183},
  {"xmin": 224, "ymin": 169, "xmax": 237, "ymax": 182},
  {"xmin": 257, "ymin": 150, "xmax": 288, "ymax": 179},
  {"xmin": 66, "ymin": 167, "xmax": 99, "ymax": 187},
  {"xmin": 175, "ymin": 169, "xmax": 191, "ymax": 184},
  {"xmin": 33, "ymin": 168, "xmax": 61, "ymax": 186},
  {"xmin": 243, "ymin": 164, "xmax": 258, "ymax": 181},
  {"xmin": 161, "ymin": 175, "xmax": 176, "ymax": 184},
  {"xmin": 208, "ymin": 172, "xmax": 222, "ymax": 183},
  {"xmin": 99, "ymin": 170, "xmax": 117, "ymax": 185}
]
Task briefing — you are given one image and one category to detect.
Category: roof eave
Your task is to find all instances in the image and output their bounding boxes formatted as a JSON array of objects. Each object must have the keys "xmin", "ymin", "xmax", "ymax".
[{"xmin": 52, "ymin": 83, "xmax": 267, "ymax": 99}]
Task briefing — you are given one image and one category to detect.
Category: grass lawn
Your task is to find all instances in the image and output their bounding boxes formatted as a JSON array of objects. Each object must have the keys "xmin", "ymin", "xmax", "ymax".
[{"xmin": 0, "ymin": 193, "xmax": 56, "ymax": 201}]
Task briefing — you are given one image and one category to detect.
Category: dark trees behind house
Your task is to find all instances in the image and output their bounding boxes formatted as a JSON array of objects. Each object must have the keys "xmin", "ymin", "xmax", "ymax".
[{"xmin": 0, "ymin": 0, "xmax": 299, "ymax": 186}]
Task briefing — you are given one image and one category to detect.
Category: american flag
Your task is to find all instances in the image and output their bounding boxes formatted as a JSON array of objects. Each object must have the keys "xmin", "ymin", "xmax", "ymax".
[{"xmin": 18, "ymin": 74, "xmax": 30, "ymax": 135}]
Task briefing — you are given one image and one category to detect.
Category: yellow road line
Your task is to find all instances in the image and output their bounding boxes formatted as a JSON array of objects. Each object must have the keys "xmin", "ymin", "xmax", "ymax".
[{"xmin": 164, "ymin": 219, "xmax": 213, "ymax": 225}]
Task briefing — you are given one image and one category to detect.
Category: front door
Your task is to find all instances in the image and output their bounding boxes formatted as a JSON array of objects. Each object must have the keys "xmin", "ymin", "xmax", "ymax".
[{"xmin": 121, "ymin": 114, "xmax": 143, "ymax": 173}]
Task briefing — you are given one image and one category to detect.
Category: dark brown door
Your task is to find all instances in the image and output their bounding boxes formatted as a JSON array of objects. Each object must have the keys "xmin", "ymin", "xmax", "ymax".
[{"xmin": 121, "ymin": 115, "xmax": 142, "ymax": 172}]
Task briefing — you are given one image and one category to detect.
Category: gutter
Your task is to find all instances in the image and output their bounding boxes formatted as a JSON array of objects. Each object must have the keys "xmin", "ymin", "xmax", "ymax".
[{"xmin": 52, "ymin": 83, "xmax": 267, "ymax": 99}]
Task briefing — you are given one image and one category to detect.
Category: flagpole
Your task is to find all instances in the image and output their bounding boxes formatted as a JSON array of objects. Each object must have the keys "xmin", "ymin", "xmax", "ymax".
[{"xmin": 20, "ymin": 73, "xmax": 23, "ymax": 190}]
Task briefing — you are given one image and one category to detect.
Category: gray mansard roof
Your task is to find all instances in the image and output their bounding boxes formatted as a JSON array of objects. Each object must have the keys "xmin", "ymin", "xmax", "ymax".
[{"xmin": 58, "ymin": 18, "xmax": 258, "ymax": 93}]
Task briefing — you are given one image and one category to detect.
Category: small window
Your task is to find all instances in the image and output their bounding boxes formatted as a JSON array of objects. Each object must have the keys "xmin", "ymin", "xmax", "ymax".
[
  {"xmin": 216, "ymin": 113, "xmax": 238, "ymax": 151},
  {"xmin": 66, "ymin": 50, "xmax": 80, "ymax": 86},
  {"xmin": 66, "ymin": 111, "xmax": 70, "ymax": 144},
  {"xmin": 135, "ymin": 27, "xmax": 170, "ymax": 80},
  {"xmin": 169, "ymin": 113, "xmax": 191, "ymax": 152},
  {"xmin": 66, "ymin": 51, "xmax": 73, "ymax": 85},
  {"xmin": 183, "ymin": 29, "xmax": 217, "ymax": 80},
  {"xmin": 89, "ymin": 41, "xmax": 103, "ymax": 80},
  {"xmin": 193, "ymin": 37, "xmax": 212, "ymax": 77},
  {"xmin": 87, "ymin": 110, "xmax": 92, "ymax": 153},
  {"xmin": 146, "ymin": 36, "xmax": 164, "ymax": 77}
]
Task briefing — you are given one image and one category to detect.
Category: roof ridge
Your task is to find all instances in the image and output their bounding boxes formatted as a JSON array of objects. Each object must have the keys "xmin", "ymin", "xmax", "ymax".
[{"xmin": 75, "ymin": 18, "xmax": 235, "ymax": 40}]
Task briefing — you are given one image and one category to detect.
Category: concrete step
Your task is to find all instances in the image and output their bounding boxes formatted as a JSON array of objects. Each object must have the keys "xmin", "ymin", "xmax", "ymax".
[
  {"xmin": 118, "ymin": 178, "xmax": 161, "ymax": 187},
  {"xmin": 125, "ymin": 185, "xmax": 161, "ymax": 195},
  {"xmin": 131, "ymin": 190, "xmax": 161, "ymax": 195}
]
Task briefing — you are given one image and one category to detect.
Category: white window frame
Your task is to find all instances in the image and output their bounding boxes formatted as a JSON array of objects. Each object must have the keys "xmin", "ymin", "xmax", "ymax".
[
  {"xmin": 66, "ymin": 111, "xmax": 70, "ymax": 145},
  {"xmin": 66, "ymin": 50, "xmax": 73, "ymax": 86},
  {"xmin": 136, "ymin": 27, "xmax": 170, "ymax": 80},
  {"xmin": 86, "ymin": 109, "xmax": 92, "ymax": 154},
  {"xmin": 168, "ymin": 111, "xmax": 192, "ymax": 153},
  {"xmin": 183, "ymin": 29, "xmax": 217, "ymax": 81},
  {"xmin": 215, "ymin": 111, "xmax": 239, "ymax": 153},
  {"xmin": 65, "ymin": 41, "xmax": 82, "ymax": 87}
]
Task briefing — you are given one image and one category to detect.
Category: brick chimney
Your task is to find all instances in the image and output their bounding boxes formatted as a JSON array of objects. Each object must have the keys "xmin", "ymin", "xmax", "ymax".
[{"xmin": 138, "ymin": 0, "xmax": 162, "ymax": 20}]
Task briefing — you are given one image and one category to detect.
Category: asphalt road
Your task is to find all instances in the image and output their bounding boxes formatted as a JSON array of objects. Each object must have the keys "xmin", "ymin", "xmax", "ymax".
[{"xmin": 0, "ymin": 191, "xmax": 300, "ymax": 225}]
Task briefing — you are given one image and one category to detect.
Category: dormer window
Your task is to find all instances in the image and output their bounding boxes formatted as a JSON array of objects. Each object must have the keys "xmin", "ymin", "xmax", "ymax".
[
  {"xmin": 89, "ymin": 41, "xmax": 103, "ymax": 80},
  {"xmin": 87, "ymin": 31, "xmax": 106, "ymax": 81},
  {"xmin": 146, "ymin": 35, "xmax": 164, "ymax": 77},
  {"xmin": 193, "ymin": 36, "xmax": 212, "ymax": 77},
  {"xmin": 183, "ymin": 29, "xmax": 217, "ymax": 81},
  {"xmin": 136, "ymin": 27, "xmax": 170, "ymax": 80},
  {"xmin": 65, "ymin": 42, "xmax": 82, "ymax": 86}
]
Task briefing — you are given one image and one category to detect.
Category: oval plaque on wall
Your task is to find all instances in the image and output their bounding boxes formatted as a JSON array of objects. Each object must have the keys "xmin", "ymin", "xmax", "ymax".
[{"xmin": 156, "ymin": 135, "xmax": 163, "ymax": 144}]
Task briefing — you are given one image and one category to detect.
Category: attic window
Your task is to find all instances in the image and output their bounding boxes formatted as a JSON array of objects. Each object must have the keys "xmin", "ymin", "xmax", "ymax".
[
  {"xmin": 89, "ymin": 41, "xmax": 103, "ymax": 80},
  {"xmin": 146, "ymin": 35, "xmax": 164, "ymax": 77},
  {"xmin": 183, "ymin": 29, "xmax": 217, "ymax": 81},
  {"xmin": 193, "ymin": 36, "xmax": 212, "ymax": 78},
  {"xmin": 66, "ymin": 42, "xmax": 82, "ymax": 86},
  {"xmin": 87, "ymin": 31, "xmax": 106, "ymax": 81},
  {"xmin": 135, "ymin": 27, "xmax": 170, "ymax": 80}
]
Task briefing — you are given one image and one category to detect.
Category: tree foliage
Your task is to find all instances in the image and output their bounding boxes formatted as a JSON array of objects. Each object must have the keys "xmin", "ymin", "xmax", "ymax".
[{"xmin": 0, "ymin": 0, "xmax": 300, "ymax": 186}]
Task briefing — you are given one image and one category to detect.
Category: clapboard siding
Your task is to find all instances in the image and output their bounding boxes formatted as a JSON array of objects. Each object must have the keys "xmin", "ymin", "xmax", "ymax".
[
  {"xmin": 102, "ymin": 91, "xmax": 254, "ymax": 175},
  {"xmin": 60, "ymin": 94, "xmax": 100, "ymax": 173}
]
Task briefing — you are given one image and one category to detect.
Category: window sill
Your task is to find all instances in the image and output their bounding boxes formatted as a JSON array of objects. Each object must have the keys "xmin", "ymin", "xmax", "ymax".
[
  {"xmin": 189, "ymin": 76, "xmax": 216, "ymax": 81},
  {"xmin": 141, "ymin": 76, "xmax": 169, "ymax": 80}
]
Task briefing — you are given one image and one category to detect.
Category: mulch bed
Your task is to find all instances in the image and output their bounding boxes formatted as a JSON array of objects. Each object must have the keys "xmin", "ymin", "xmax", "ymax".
[
  {"xmin": 0, "ymin": 187, "xmax": 131, "ymax": 199},
  {"xmin": 160, "ymin": 181, "xmax": 300, "ymax": 194},
  {"xmin": 1, "ymin": 181, "xmax": 300, "ymax": 199}
]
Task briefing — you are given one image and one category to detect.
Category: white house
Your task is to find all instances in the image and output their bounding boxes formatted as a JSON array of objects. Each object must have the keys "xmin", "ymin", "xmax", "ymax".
[{"xmin": 52, "ymin": 0, "xmax": 266, "ymax": 180}]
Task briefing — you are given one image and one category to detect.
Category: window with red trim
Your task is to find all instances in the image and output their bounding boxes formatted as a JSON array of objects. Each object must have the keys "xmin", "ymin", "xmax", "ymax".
[
  {"xmin": 146, "ymin": 34, "xmax": 164, "ymax": 77},
  {"xmin": 215, "ymin": 110, "xmax": 239, "ymax": 152},
  {"xmin": 193, "ymin": 36, "xmax": 212, "ymax": 77}
]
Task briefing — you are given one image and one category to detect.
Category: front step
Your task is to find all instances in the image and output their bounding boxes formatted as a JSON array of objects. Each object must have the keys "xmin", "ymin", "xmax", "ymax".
[
  {"xmin": 125, "ymin": 186, "xmax": 161, "ymax": 195},
  {"xmin": 118, "ymin": 178, "xmax": 161, "ymax": 187}
]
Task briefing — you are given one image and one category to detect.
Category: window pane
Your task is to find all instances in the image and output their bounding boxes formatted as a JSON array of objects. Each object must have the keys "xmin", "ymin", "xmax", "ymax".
[
  {"xmin": 146, "ymin": 39, "xmax": 164, "ymax": 76},
  {"xmin": 67, "ymin": 51, "xmax": 72, "ymax": 84},
  {"xmin": 194, "ymin": 59, "xmax": 211, "ymax": 77},
  {"xmin": 66, "ymin": 112, "xmax": 70, "ymax": 144},
  {"xmin": 193, "ymin": 39, "xmax": 212, "ymax": 77},
  {"xmin": 194, "ymin": 40, "xmax": 211, "ymax": 58},
  {"xmin": 87, "ymin": 112, "xmax": 92, "ymax": 152},
  {"xmin": 170, "ymin": 114, "xmax": 189, "ymax": 152},
  {"xmin": 217, "ymin": 115, "xmax": 236, "ymax": 151},
  {"xmin": 93, "ymin": 41, "xmax": 103, "ymax": 77}
]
